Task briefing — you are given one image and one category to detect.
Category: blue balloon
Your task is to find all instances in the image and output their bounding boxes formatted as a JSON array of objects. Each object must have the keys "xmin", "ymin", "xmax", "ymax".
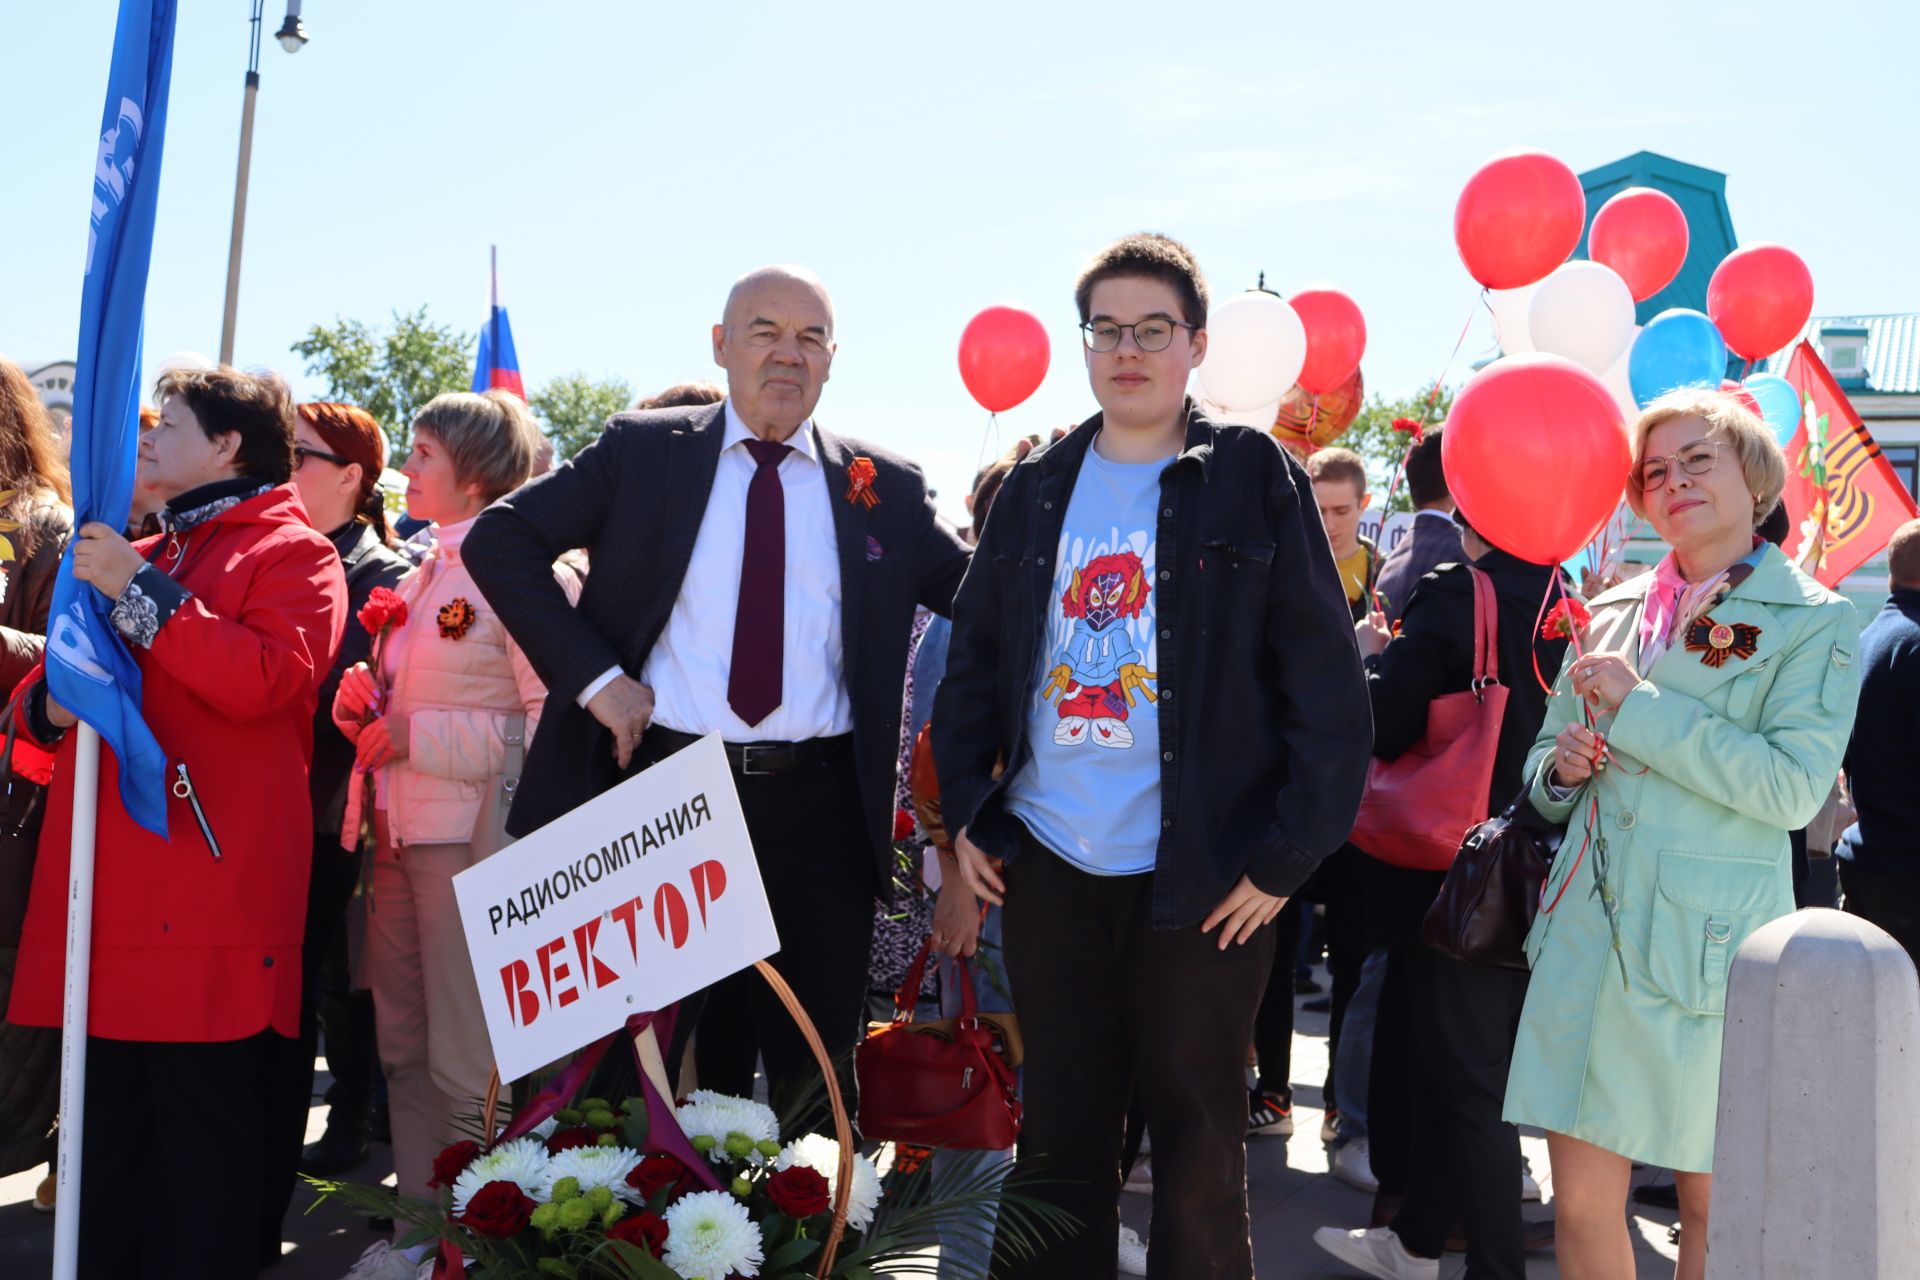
[
  {"xmin": 1628, "ymin": 309, "xmax": 1728, "ymax": 408},
  {"xmin": 1743, "ymin": 373, "xmax": 1802, "ymax": 446}
]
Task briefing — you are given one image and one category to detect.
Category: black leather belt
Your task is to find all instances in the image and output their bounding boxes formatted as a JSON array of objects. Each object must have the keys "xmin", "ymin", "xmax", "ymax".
[{"xmin": 645, "ymin": 727, "xmax": 854, "ymax": 777}]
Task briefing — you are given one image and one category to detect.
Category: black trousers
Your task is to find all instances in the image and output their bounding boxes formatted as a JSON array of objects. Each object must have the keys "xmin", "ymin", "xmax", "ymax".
[
  {"xmin": 1312, "ymin": 846, "xmax": 1370, "ymax": 1111},
  {"xmin": 1389, "ymin": 947, "xmax": 1531, "ymax": 1280},
  {"xmin": 260, "ymin": 832, "xmax": 373, "ymax": 1256},
  {"xmin": 82, "ymin": 1033, "xmax": 276, "ymax": 1280},
  {"xmin": 643, "ymin": 737, "xmax": 876, "ymax": 1132},
  {"xmin": 996, "ymin": 833, "xmax": 1276, "ymax": 1280},
  {"xmin": 1842, "ymin": 860, "xmax": 1920, "ymax": 965},
  {"xmin": 1252, "ymin": 896, "xmax": 1303, "ymax": 1099},
  {"xmin": 1362, "ymin": 859, "xmax": 1447, "ymax": 1200}
]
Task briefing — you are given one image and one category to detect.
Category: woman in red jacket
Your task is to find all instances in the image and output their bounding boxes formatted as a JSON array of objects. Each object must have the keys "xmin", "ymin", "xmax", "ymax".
[{"xmin": 7, "ymin": 367, "xmax": 346, "ymax": 1280}]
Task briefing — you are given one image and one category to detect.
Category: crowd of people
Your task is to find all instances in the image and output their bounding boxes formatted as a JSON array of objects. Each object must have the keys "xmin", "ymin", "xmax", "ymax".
[{"xmin": 0, "ymin": 227, "xmax": 1912, "ymax": 1280}]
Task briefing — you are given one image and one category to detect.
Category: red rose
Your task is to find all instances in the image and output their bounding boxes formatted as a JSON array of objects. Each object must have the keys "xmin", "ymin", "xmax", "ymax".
[
  {"xmin": 893, "ymin": 808, "xmax": 916, "ymax": 843},
  {"xmin": 458, "ymin": 1180, "xmax": 535, "ymax": 1238},
  {"xmin": 428, "ymin": 1139, "xmax": 481, "ymax": 1190},
  {"xmin": 1391, "ymin": 416, "xmax": 1425, "ymax": 440},
  {"xmin": 358, "ymin": 586, "xmax": 409, "ymax": 636},
  {"xmin": 606, "ymin": 1210, "xmax": 669, "ymax": 1257},
  {"xmin": 625, "ymin": 1153, "xmax": 693, "ymax": 1204},
  {"xmin": 546, "ymin": 1125, "xmax": 598, "ymax": 1156},
  {"xmin": 766, "ymin": 1165, "xmax": 831, "ymax": 1219}
]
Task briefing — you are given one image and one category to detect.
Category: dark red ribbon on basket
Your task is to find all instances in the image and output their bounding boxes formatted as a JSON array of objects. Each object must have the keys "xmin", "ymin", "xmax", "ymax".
[{"xmin": 433, "ymin": 1007, "xmax": 719, "ymax": 1278}]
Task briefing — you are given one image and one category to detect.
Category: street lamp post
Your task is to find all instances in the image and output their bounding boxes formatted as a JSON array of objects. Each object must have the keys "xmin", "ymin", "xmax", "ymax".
[{"xmin": 217, "ymin": 1, "xmax": 307, "ymax": 366}]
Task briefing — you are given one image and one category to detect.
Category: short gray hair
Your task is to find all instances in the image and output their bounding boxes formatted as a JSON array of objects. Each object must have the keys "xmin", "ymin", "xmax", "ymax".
[{"xmin": 412, "ymin": 390, "xmax": 541, "ymax": 501}]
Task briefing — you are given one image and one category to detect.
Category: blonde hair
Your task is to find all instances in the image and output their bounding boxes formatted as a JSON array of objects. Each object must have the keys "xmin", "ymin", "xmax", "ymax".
[
  {"xmin": 412, "ymin": 390, "xmax": 541, "ymax": 502},
  {"xmin": 1627, "ymin": 389, "xmax": 1786, "ymax": 528}
]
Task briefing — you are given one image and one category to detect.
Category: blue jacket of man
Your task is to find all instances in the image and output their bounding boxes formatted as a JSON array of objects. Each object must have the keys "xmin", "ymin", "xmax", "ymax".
[
  {"xmin": 1373, "ymin": 508, "xmax": 1464, "ymax": 627},
  {"xmin": 1838, "ymin": 587, "xmax": 1920, "ymax": 873}
]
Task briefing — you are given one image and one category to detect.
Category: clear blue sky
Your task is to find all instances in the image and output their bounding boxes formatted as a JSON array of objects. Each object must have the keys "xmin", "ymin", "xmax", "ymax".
[{"xmin": 5, "ymin": 1, "xmax": 1915, "ymax": 523}]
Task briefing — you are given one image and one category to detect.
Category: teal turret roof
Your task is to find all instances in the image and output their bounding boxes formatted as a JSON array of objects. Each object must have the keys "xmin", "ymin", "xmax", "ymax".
[
  {"xmin": 1576, "ymin": 152, "xmax": 1739, "ymax": 324},
  {"xmin": 1763, "ymin": 315, "xmax": 1920, "ymax": 395}
]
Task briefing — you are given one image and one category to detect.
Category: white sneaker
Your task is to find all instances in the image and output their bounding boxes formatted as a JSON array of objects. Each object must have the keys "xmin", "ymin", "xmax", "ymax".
[
  {"xmin": 1311, "ymin": 1226, "xmax": 1440, "ymax": 1280},
  {"xmin": 1117, "ymin": 1223, "xmax": 1149, "ymax": 1275},
  {"xmin": 341, "ymin": 1241, "xmax": 422, "ymax": 1280},
  {"xmin": 1122, "ymin": 1158, "xmax": 1152, "ymax": 1195},
  {"xmin": 1090, "ymin": 716, "xmax": 1134, "ymax": 748},
  {"xmin": 1521, "ymin": 1167, "xmax": 1543, "ymax": 1202},
  {"xmin": 1055, "ymin": 716, "xmax": 1090, "ymax": 746},
  {"xmin": 1320, "ymin": 1110, "xmax": 1341, "ymax": 1144},
  {"xmin": 1331, "ymin": 1138, "xmax": 1380, "ymax": 1194}
]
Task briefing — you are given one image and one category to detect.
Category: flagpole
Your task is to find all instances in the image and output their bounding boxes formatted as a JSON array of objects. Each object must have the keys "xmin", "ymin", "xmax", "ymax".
[
  {"xmin": 52, "ymin": 724, "xmax": 101, "ymax": 1280},
  {"xmin": 490, "ymin": 244, "xmax": 500, "ymax": 393}
]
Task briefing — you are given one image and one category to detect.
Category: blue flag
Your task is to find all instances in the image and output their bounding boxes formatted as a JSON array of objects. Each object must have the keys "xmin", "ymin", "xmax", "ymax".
[{"xmin": 45, "ymin": 0, "xmax": 178, "ymax": 838}]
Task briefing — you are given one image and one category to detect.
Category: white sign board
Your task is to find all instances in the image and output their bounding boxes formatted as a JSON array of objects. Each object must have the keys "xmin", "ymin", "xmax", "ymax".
[
  {"xmin": 1357, "ymin": 509, "xmax": 1416, "ymax": 560},
  {"xmin": 453, "ymin": 734, "xmax": 779, "ymax": 1082}
]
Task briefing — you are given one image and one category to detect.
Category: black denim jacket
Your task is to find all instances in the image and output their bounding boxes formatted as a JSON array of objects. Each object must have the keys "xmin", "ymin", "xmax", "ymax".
[{"xmin": 931, "ymin": 403, "xmax": 1373, "ymax": 928}]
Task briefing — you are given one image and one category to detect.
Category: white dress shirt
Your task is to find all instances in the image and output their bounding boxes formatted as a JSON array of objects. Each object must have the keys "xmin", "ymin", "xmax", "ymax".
[{"xmin": 577, "ymin": 400, "xmax": 852, "ymax": 742}]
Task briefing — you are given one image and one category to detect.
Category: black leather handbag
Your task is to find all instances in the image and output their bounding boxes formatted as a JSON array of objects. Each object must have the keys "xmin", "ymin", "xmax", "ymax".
[{"xmin": 1420, "ymin": 792, "xmax": 1565, "ymax": 970}]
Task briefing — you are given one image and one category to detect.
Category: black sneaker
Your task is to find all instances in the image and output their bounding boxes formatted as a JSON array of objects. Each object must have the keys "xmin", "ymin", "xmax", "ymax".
[
  {"xmin": 1294, "ymin": 973, "xmax": 1324, "ymax": 995},
  {"xmin": 1248, "ymin": 1088, "xmax": 1295, "ymax": 1137}
]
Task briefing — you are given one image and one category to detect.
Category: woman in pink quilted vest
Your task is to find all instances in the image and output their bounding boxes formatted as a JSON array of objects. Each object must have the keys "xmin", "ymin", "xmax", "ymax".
[{"xmin": 331, "ymin": 390, "xmax": 576, "ymax": 1272}]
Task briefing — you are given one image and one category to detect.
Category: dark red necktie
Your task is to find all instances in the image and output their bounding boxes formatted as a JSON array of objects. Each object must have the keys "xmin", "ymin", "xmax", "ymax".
[{"xmin": 728, "ymin": 438, "xmax": 790, "ymax": 726}]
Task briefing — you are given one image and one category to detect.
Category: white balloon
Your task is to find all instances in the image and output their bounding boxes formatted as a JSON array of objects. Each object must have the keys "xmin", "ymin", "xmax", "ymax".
[
  {"xmin": 1527, "ymin": 261, "xmax": 1636, "ymax": 374},
  {"xmin": 1195, "ymin": 292, "xmax": 1305, "ymax": 412},
  {"xmin": 1598, "ymin": 324, "xmax": 1643, "ymax": 429},
  {"xmin": 1488, "ymin": 284, "xmax": 1540, "ymax": 355},
  {"xmin": 1207, "ymin": 399, "xmax": 1280, "ymax": 429}
]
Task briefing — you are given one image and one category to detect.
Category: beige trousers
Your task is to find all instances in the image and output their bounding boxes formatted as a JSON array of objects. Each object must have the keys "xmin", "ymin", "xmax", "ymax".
[{"xmin": 366, "ymin": 813, "xmax": 495, "ymax": 1214}]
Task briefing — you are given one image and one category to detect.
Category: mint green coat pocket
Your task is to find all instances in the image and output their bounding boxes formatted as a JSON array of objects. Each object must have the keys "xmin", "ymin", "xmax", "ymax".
[{"xmin": 1647, "ymin": 851, "xmax": 1777, "ymax": 1015}]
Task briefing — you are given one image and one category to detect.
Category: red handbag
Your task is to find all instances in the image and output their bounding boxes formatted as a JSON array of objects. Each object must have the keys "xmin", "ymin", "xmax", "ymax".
[
  {"xmin": 1349, "ymin": 566, "xmax": 1510, "ymax": 871},
  {"xmin": 855, "ymin": 937, "xmax": 1021, "ymax": 1150}
]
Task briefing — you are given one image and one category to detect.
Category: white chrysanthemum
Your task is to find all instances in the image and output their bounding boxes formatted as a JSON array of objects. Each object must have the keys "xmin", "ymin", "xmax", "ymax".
[
  {"xmin": 662, "ymin": 1189, "xmax": 764, "ymax": 1279},
  {"xmin": 451, "ymin": 1137, "xmax": 551, "ymax": 1213},
  {"xmin": 774, "ymin": 1134, "xmax": 882, "ymax": 1231},
  {"xmin": 547, "ymin": 1144, "xmax": 644, "ymax": 1204},
  {"xmin": 675, "ymin": 1090, "xmax": 780, "ymax": 1163}
]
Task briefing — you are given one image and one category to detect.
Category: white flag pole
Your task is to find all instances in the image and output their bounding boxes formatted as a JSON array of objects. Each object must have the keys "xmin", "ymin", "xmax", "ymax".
[{"xmin": 51, "ymin": 723, "xmax": 100, "ymax": 1280}]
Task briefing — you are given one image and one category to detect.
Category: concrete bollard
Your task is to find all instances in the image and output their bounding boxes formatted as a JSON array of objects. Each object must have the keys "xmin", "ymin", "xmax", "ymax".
[{"xmin": 1708, "ymin": 907, "xmax": 1920, "ymax": 1278}]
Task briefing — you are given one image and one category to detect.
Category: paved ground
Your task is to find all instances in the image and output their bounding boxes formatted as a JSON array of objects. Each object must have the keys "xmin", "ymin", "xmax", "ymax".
[{"xmin": 0, "ymin": 968, "xmax": 1682, "ymax": 1278}]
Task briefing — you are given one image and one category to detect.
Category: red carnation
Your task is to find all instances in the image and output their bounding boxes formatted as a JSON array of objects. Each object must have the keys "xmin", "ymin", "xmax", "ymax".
[
  {"xmin": 1541, "ymin": 597, "xmax": 1593, "ymax": 642},
  {"xmin": 357, "ymin": 585, "xmax": 408, "ymax": 636},
  {"xmin": 1391, "ymin": 416, "xmax": 1424, "ymax": 440},
  {"xmin": 607, "ymin": 1210, "xmax": 670, "ymax": 1257},
  {"xmin": 626, "ymin": 1152, "xmax": 694, "ymax": 1205},
  {"xmin": 428, "ymin": 1139, "xmax": 481, "ymax": 1190},
  {"xmin": 458, "ymin": 1180, "xmax": 536, "ymax": 1238},
  {"xmin": 546, "ymin": 1125, "xmax": 598, "ymax": 1156},
  {"xmin": 767, "ymin": 1165, "xmax": 832, "ymax": 1219},
  {"xmin": 893, "ymin": 808, "xmax": 916, "ymax": 843}
]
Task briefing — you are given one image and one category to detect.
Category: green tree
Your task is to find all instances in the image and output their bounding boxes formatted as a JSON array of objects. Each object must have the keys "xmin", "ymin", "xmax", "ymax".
[
  {"xmin": 1338, "ymin": 384, "xmax": 1458, "ymax": 514},
  {"xmin": 529, "ymin": 371, "xmax": 635, "ymax": 460},
  {"xmin": 291, "ymin": 307, "xmax": 473, "ymax": 453}
]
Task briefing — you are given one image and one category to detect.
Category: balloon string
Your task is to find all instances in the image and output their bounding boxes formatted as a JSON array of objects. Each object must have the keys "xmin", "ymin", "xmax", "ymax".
[
  {"xmin": 1303, "ymin": 395, "xmax": 1320, "ymax": 459},
  {"xmin": 973, "ymin": 411, "xmax": 1000, "ymax": 485},
  {"xmin": 1380, "ymin": 288, "xmax": 1485, "ymax": 516}
]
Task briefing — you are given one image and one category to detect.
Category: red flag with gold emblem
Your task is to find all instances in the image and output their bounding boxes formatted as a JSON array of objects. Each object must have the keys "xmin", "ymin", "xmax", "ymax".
[{"xmin": 1779, "ymin": 341, "xmax": 1918, "ymax": 587}]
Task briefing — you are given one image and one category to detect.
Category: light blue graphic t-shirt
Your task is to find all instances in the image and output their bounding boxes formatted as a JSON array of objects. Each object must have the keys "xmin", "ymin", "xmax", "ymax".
[{"xmin": 1004, "ymin": 440, "xmax": 1168, "ymax": 875}]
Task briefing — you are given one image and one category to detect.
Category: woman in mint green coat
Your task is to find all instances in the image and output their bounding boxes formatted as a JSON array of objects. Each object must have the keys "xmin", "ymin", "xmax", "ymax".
[{"xmin": 1506, "ymin": 390, "xmax": 1860, "ymax": 1280}]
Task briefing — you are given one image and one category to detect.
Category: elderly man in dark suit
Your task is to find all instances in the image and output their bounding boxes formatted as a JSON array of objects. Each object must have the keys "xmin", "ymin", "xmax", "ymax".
[
  {"xmin": 1372, "ymin": 426, "xmax": 1461, "ymax": 628},
  {"xmin": 467, "ymin": 265, "xmax": 971, "ymax": 1119}
]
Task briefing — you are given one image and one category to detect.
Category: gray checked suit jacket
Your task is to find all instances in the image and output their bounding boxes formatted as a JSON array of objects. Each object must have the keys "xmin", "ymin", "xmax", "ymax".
[{"xmin": 465, "ymin": 401, "xmax": 972, "ymax": 876}]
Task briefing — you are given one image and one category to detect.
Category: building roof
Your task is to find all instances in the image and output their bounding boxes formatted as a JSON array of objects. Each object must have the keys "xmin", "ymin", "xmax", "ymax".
[
  {"xmin": 1576, "ymin": 151, "xmax": 1739, "ymax": 325},
  {"xmin": 1762, "ymin": 315, "xmax": 1920, "ymax": 395}
]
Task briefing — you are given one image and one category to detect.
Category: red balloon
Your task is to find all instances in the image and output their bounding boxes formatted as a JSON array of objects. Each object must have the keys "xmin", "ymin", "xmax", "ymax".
[
  {"xmin": 1442, "ymin": 354, "xmax": 1630, "ymax": 565},
  {"xmin": 1454, "ymin": 151, "xmax": 1588, "ymax": 290},
  {"xmin": 1289, "ymin": 288, "xmax": 1367, "ymax": 395},
  {"xmin": 958, "ymin": 305, "xmax": 1050, "ymax": 413},
  {"xmin": 1588, "ymin": 187, "xmax": 1690, "ymax": 302},
  {"xmin": 1718, "ymin": 379, "xmax": 1763, "ymax": 420},
  {"xmin": 1706, "ymin": 244, "xmax": 1814, "ymax": 361}
]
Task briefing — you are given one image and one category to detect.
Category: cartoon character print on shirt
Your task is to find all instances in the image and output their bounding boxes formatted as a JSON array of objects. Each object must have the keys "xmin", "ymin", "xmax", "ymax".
[{"xmin": 1039, "ymin": 546, "xmax": 1157, "ymax": 749}]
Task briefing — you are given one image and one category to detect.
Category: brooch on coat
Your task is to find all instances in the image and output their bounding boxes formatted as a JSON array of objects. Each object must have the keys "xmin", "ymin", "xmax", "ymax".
[
  {"xmin": 1683, "ymin": 613, "xmax": 1760, "ymax": 668},
  {"xmin": 845, "ymin": 457, "xmax": 880, "ymax": 510},
  {"xmin": 437, "ymin": 597, "xmax": 477, "ymax": 640}
]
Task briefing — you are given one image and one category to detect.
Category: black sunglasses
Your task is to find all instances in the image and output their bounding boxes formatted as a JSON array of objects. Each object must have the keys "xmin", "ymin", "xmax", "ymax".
[{"xmin": 294, "ymin": 445, "xmax": 353, "ymax": 468}]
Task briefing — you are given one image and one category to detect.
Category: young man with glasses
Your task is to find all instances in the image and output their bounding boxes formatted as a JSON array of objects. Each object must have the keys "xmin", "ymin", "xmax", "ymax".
[{"xmin": 933, "ymin": 234, "xmax": 1372, "ymax": 1277}]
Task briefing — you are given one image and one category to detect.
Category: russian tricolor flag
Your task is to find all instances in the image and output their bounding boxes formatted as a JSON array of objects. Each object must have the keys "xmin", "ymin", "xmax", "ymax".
[{"xmin": 473, "ymin": 244, "xmax": 525, "ymax": 399}]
